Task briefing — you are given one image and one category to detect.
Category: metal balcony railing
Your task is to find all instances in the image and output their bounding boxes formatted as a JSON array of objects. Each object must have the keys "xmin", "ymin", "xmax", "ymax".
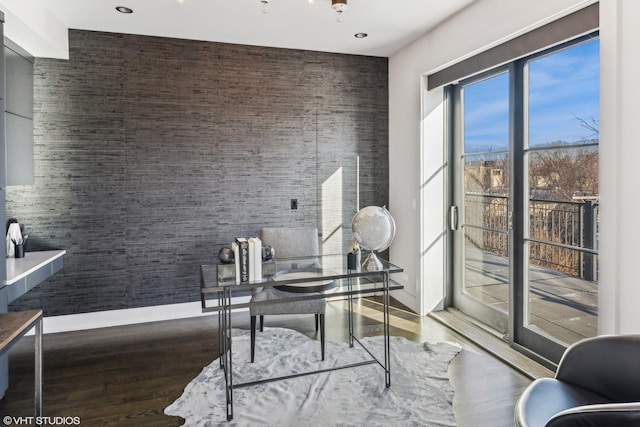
[{"xmin": 464, "ymin": 194, "xmax": 599, "ymax": 281}]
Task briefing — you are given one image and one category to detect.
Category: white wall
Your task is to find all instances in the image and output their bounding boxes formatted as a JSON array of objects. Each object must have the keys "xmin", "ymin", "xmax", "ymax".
[
  {"xmin": 389, "ymin": 0, "xmax": 599, "ymax": 315},
  {"xmin": 598, "ymin": 0, "xmax": 640, "ymax": 334},
  {"xmin": 0, "ymin": 0, "xmax": 68, "ymax": 59}
]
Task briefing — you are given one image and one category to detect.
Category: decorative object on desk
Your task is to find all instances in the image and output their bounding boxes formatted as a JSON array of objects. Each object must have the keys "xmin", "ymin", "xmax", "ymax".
[
  {"xmin": 6, "ymin": 217, "xmax": 18, "ymax": 233},
  {"xmin": 6, "ymin": 222, "xmax": 24, "ymax": 258},
  {"xmin": 352, "ymin": 205, "xmax": 396, "ymax": 271},
  {"xmin": 248, "ymin": 237, "xmax": 262, "ymax": 281},
  {"xmin": 272, "ymin": 270, "xmax": 337, "ymax": 293},
  {"xmin": 231, "ymin": 242, "xmax": 241, "ymax": 284},
  {"xmin": 218, "ymin": 247, "xmax": 235, "ymax": 264},
  {"xmin": 14, "ymin": 242, "xmax": 24, "ymax": 258},
  {"xmin": 347, "ymin": 237, "xmax": 361, "ymax": 270},
  {"xmin": 261, "ymin": 244, "xmax": 275, "ymax": 261},
  {"xmin": 165, "ymin": 327, "xmax": 460, "ymax": 426},
  {"xmin": 231, "ymin": 237, "xmax": 265, "ymax": 282},
  {"xmin": 235, "ymin": 237, "xmax": 250, "ymax": 282}
]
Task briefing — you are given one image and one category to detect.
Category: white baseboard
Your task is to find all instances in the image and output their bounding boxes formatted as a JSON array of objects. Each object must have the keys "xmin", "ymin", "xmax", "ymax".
[{"xmin": 39, "ymin": 297, "xmax": 250, "ymax": 334}]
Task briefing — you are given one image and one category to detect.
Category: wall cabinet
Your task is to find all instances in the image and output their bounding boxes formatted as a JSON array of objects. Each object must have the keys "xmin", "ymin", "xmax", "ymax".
[
  {"xmin": 5, "ymin": 113, "xmax": 33, "ymax": 184},
  {"xmin": 4, "ymin": 41, "xmax": 34, "ymax": 186}
]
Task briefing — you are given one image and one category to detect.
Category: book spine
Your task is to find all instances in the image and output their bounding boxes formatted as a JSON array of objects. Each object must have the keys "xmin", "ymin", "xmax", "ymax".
[
  {"xmin": 248, "ymin": 238, "xmax": 256, "ymax": 282},
  {"xmin": 235, "ymin": 238, "xmax": 250, "ymax": 282},
  {"xmin": 249, "ymin": 237, "xmax": 262, "ymax": 281},
  {"xmin": 255, "ymin": 237, "xmax": 262, "ymax": 280},
  {"xmin": 232, "ymin": 241, "xmax": 240, "ymax": 284}
]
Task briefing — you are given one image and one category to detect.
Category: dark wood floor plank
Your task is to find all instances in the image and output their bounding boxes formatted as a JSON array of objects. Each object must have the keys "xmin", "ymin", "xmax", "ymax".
[{"xmin": 0, "ymin": 301, "xmax": 532, "ymax": 426}]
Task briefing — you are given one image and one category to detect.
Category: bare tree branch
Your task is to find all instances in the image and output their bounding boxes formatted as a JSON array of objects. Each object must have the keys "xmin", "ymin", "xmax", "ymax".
[{"xmin": 573, "ymin": 114, "xmax": 599, "ymax": 139}]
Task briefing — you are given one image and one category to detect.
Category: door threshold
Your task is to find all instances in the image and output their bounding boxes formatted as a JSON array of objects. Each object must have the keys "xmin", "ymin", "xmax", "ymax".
[{"xmin": 429, "ymin": 308, "xmax": 555, "ymax": 380}]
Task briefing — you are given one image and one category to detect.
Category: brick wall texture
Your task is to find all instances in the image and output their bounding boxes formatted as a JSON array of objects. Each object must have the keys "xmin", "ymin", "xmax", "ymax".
[{"xmin": 7, "ymin": 30, "xmax": 389, "ymax": 316}]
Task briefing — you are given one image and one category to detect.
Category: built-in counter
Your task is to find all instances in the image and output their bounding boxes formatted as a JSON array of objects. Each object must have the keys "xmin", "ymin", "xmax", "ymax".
[{"xmin": 4, "ymin": 250, "xmax": 65, "ymax": 303}]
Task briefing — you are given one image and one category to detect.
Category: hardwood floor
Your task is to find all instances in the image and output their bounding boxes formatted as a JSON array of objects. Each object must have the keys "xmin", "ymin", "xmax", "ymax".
[{"xmin": 0, "ymin": 299, "xmax": 536, "ymax": 426}]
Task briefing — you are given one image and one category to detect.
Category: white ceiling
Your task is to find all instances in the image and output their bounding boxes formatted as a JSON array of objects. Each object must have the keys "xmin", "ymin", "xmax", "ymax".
[{"xmin": 0, "ymin": 0, "xmax": 477, "ymax": 58}]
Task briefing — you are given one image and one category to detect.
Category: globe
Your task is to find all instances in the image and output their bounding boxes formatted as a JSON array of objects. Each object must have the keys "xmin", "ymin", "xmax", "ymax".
[{"xmin": 351, "ymin": 205, "xmax": 396, "ymax": 270}]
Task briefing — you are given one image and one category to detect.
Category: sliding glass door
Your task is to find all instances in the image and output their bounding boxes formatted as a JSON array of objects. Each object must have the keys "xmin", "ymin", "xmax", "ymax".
[
  {"xmin": 451, "ymin": 70, "xmax": 511, "ymax": 335},
  {"xmin": 450, "ymin": 35, "xmax": 599, "ymax": 364},
  {"xmin": 519, "ymin": 38, "xmax": 600, "ymax": 360}
]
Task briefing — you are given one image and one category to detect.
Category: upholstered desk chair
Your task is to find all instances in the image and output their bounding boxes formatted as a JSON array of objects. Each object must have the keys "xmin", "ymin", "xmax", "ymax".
[
  {"xmin": 250, "ymin": 227, "xmax": 327, "ymax": 363},
  {"xmin": 514, "ymin": 334, "xmax": 640, "ymax": 427}
]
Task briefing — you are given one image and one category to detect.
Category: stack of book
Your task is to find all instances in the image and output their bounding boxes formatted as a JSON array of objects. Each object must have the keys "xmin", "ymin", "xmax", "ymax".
[{"xmin": 231, "ymin": 237, "xmax": 262, "ymax": 284}]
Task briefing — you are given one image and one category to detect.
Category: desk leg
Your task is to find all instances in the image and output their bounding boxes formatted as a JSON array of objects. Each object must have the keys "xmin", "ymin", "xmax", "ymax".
[
  {"xmin": 347, "ymin": 275, "xmax": 354, "ymax": 347},
  {"xmin": 383, "ymin": 271, "xmax": 391, "ymax": 388},
  {"xmin": 221, "ymin": 286, "xmax": 234, "ymax": 421},
  {"xmin": 35, "ymin": 318, "xmax": 43, "ymax": 425},
  {"xmin": 218, "ymin": 291, "xmax": 224, "ymax": 369}
]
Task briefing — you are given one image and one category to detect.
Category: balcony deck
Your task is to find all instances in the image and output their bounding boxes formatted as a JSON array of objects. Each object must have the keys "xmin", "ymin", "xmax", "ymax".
[{"xmin": 465, "ymin": 248, "xmax": 597, "ymax": 345}]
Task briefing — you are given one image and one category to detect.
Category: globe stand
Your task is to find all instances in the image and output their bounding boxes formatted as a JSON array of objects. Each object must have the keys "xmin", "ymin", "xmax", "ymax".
[{"xmin": 362, "ymin": 251, "xmax": 383, "ymax": 271}]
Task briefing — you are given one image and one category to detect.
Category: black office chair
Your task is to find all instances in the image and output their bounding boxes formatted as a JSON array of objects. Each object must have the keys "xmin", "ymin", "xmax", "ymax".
[{"xmin": 515, "ymin": 334, "xmax": 640, "ymax": 426}]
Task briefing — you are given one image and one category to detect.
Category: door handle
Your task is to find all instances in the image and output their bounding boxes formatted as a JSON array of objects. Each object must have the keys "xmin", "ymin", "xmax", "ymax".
[{"xmin": 450, "ymin": 206, "xmax": 459, "ymax": 231}]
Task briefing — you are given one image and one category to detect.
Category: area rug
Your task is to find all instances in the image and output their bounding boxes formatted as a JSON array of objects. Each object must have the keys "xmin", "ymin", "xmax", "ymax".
[{"xmin": 165, "ymin": 327, "xmax": 461, "ymax": 426}]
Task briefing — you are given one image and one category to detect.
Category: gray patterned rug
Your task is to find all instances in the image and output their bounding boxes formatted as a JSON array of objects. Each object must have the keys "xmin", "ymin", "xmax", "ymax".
[{"xmin": 165, "ymin": 327, "xmax": 460, "ymax": 426}]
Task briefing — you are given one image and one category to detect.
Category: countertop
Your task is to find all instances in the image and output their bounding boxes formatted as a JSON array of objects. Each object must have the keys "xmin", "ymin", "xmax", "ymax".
[{"xmin": 5, "ymin": 250, "xmax": 66, "ymax": 286}]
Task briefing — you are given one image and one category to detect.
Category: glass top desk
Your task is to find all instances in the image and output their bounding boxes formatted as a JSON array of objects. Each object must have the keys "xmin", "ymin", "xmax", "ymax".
[{"xmin": 200, "ymin": 253, "xmax": 403, "ymax": 421}]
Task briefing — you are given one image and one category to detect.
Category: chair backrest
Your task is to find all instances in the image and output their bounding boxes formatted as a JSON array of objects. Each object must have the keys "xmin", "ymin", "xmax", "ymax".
[
  {"xmin": 555, "ymin": 334, "xmax": 640, "ymax": 401},
  {"xmin": 260, "ymin": 227, "xmax": 319, "ymax": 259}
]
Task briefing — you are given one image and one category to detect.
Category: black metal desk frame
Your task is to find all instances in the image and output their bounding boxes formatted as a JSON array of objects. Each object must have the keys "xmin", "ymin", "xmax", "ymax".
[{"xmin": 200, "ymin": 255, "xmax": 403, "ymax": 421}]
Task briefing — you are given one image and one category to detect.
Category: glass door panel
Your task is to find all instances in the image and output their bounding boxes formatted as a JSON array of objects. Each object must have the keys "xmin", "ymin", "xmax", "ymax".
[
  {"xmin": 452, "ymin": 71, "xmax": 510, "ymax": 334},
  {"xmin": 524, "ymin": 39, "xmax": 599, "ymax": 349},
  {"xmin": 464, "ymin": 154, "xmax": 509, "ymax": 314}
]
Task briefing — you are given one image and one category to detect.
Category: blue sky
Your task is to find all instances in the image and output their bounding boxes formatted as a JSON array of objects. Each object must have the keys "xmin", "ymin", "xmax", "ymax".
[{"xmin": 463, "ymin": 38, "xmax": 600, "ymax": 153}]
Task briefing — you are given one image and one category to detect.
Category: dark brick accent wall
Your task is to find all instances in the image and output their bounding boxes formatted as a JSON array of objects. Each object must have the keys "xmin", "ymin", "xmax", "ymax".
[{"xmin": 7, "ymin": 30, "xmax": 389, "ymax": 316}]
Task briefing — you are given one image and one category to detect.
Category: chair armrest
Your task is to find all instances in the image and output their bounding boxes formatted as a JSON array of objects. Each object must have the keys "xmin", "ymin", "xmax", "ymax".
[{"xmin": 546, "ymin": 402, "xmax": 640, "ymax": 427}]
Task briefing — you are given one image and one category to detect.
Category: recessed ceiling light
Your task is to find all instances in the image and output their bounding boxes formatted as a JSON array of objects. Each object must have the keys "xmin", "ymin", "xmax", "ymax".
[
  {"xmin": 115, "ymin": 6, "xmax": 133, "ymax": 14},
  {"xmin": 354, "ymin": 33, "xmax": 368, "ymax": 39}
]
